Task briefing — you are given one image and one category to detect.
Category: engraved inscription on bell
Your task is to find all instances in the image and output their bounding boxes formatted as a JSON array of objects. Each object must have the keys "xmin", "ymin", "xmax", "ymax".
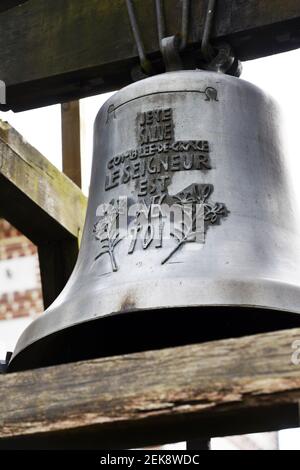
[
  {"xmin": 105, "ymin": 107, "xmax": 211, "ymax": 196},
  {"xmin": 138, "ymin": 108, "xmax": 174, "ymax": 144},
  {"xmin": 96, "ymin": 105, "xmax": 228, "ymax": 271}
]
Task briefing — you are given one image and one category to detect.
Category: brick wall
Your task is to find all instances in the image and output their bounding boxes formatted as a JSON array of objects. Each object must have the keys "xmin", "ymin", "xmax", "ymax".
[{"xmin": 0, "ymin": 219, "xmax": 43, "ymax": 321}]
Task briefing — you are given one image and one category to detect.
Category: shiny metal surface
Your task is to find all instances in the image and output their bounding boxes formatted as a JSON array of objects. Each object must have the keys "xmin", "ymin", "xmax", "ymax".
[{"xmin": 10, "ymin": 71, "xmax": 300, "ymax": 370}]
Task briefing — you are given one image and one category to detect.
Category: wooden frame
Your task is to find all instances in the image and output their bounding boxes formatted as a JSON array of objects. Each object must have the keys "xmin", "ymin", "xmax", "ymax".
[
  {"xmin": 0, "ymin": 120, "xmax": 87, "ymax": 307},
  {"xmin": 0, "ymin": 0, "xmax": 300, "ymax": 111},
  {"xmin": 0, "ymin": 328, "xmax": 299, "ymax": 449}
]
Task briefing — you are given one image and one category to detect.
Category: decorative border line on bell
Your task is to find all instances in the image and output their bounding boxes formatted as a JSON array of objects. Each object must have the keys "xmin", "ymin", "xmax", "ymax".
[{"xmin": 106, "ymin": 87, "xmax": 219, "ymax": 123}]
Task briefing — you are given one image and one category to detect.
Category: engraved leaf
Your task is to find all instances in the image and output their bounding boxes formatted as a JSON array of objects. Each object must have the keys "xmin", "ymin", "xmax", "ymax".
[
  {"xmin": 162, "ymin": 184, "xmax": 227, "ymax": 264},
  {"xmin": 93, "ymin": 199, "xmax": 124, "ymax": 272}
]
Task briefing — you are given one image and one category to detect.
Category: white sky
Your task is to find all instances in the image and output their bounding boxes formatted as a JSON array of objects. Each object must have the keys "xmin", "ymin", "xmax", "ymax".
[{"xmin": 0, "ymin": 50, "xmax": 300, "ymax": 449}]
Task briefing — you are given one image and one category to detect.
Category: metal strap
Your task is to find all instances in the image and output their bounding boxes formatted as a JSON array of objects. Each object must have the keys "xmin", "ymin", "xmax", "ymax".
[
  {"xmin": 201, "ymin": 0, "xmax": 242, "ymax": 76},
  {"xmin": 126, "ymin": 0, "xmax": 153, "ymax": 74},
  {"xmin": 156, "ymin": 0, "xmax": 190, "ymax": 71},
  {"xmin": 126, "ymin": 0, "xmax": 190, "ymax": 75},
  {"xmin": 126, "ymin": 0, "xmax": 240, "ymax": 77},
  {"xmin": 180, "ymin": 0, "xmax": 190, "ymax": 51},
  {"xmin": 156, "ymin": 0, "xmax": 190, "ymax": 52},
  {"xmin": 201, "ymin": 0, "xmax": 217, "ymax": 62},
  {"xmin": 155, "ymin": 0, "xmax": 166, "ymax": 52}
]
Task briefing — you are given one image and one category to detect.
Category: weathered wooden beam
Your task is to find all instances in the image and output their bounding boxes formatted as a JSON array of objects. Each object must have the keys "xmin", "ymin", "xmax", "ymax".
[
  {"xmin": 0, "ymin": 120, "xmax": 87, "ymax": 305},
  {"xmin": 0, "ymin": 1, "xmax": 29, "ymax": 13},
  {"xmin": 1, "ymin": 0, "xmax": 300, "ymax": 111},
  {"xmin": 0, "ymin": 120, "xmax": 86, "ymax": 244},
  {"xmin": 1, "ymin": 328, "xmax": 300, "ymax": 449}
]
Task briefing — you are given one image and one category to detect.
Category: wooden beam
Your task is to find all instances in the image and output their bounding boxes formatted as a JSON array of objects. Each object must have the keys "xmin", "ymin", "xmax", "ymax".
[
  {"xmin": 61, "ymin": 101, "xmax": 82, "ymax": 188},
  {"xmin": 1, "ymin": 328, "xmax": 300, "ymax": 449},
  {"xmin": 0, "ymin": 120, "xmax": 86, "ymax": 244},
  {"xmin": 0, "ymin": 1, "xmax": 29, "ymax": 13},
  {"xmin": 1, "ymin": 0, "xmax": 300, "ymax": 111},
  {"xmin": 0, "ymin": 120, "xmax": 87, "ymax": 305}
]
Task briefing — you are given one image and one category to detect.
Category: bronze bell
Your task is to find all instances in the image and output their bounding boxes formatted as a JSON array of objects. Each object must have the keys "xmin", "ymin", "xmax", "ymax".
[{"xmin": 9, "ymin": 71, "xmax": 300, "ymax": 371}]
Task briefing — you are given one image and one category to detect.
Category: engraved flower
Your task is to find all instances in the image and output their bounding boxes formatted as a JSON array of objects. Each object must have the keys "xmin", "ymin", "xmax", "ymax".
[
  {"xmin": 93, "ymin": 199, "xmax": 126, "ymax": 272},
  {"xmin": 162, "ymin": 184, "xmax": 227, "ymax": 264}
]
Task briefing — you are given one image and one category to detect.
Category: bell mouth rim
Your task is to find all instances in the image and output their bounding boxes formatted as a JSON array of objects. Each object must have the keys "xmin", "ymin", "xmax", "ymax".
[
  {"xmin": 8, "ymin": 302, "xmax": 300, "ymax": 372},
  {"xmin": 11, "ymin": 275, "xmax": 300, "ymax": 357}
]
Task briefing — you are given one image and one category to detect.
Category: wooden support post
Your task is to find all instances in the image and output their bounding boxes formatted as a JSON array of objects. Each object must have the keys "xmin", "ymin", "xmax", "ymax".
[
  {"xmin": 0, "ymin": 328, "xmax": 300, "ymax": 449},
  {"xmin": 38, "ymin": 239, "xmax": 79, "ymax": 309},
  {"xmin": 61, "ymin": 101, "xmax": 82, "ymax": 188}
]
